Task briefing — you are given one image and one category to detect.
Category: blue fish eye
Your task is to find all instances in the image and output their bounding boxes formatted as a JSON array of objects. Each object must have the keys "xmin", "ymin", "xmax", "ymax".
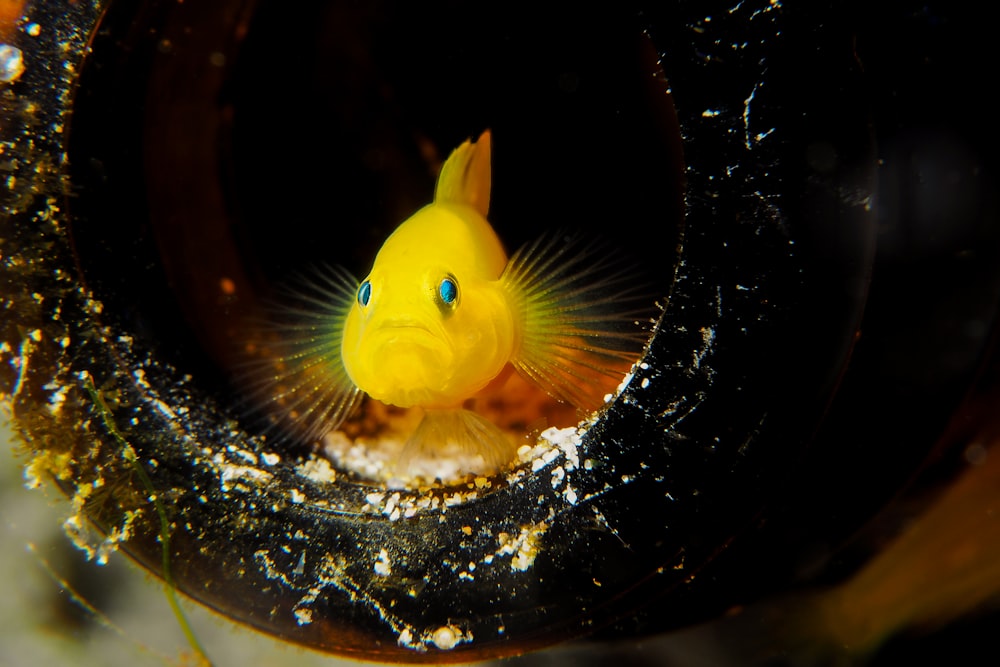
[
  {"xmin": 438, "ymin": 276, "xmax": 458, "ymax": 307},
  {"xmin": 357, "ymin": 280, "xmax": 372, "ymax": 307}
]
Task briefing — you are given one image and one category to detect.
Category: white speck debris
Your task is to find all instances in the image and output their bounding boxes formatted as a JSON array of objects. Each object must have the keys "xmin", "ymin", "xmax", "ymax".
[
  {"xmin": 542, "ymin": 426, "xmax": 580, "ymax": 470},
  {"xmin": 218, "ymin": 462, "xmax": 272, "ymax": 491},
  {"xmin": 230, "ymin": 447, "xmax": 258, "ymax": 465},
  {"xmin": 755, "ymin": 128, "xmax": 775, "ymax": 142},
  {"xmin": 510, "ymin": 426, "xmax": 585, "ymax": 508},
  {"xmin": 397, "ymin": 628, "xmax": 415, "ymax": 648},
  {"xmin": 292, "ymin": 551, "xmax": 306, "ymax": 575},
  {"xmin": 616, "ymin": 369, "xmax": 635, "ymax": 395},
  {"xmin": 295, "ymin": 455, "xmax": 337, "ymax": 484},
  {"xmin": 550, "ymin": 465, "xmax": 565, "ymax": 489},
  {"xmin": 701, "ymin": 326, "xmax": 716, "ymax": 346},
  {"xmin": 430, "ymin": 624, "xmax": 463, "ymax": 650},
  {"xmin": 374, "ymin": 548, "xmax": 392, "ymax": 576},
  {"xmin": 382, "ymin": 492, "xmax": 402, "ymax": 520},
  {"xmin": 46, "ymin": 384, "xmax": 70, "ymax": 416},
  {"xmin": 0, "ymin": 44, "xmax": 24, "ymax": 83},
  {"xmin": 692, "ymin": 326, "xmax": 716, "ymax": 369},
  {"xmin": 497, "ymin": 522, "xmax": 548, "ymax": 572},
  {"xmin": 293, "ymin": 607, "xmax": 313, "ymax": 626}
]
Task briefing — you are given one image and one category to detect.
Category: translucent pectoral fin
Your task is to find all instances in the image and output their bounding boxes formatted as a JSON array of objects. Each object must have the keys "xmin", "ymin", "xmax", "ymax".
[
  {"xmin": 503, "ymin": 231, "xmax": 657, "ymax": 411},
  {"xmin": 244, "ymin": 265, "xmax": 362, "ymax": 444},
  {"xmin": 398, "ymin": 408, "xmax": 517, "ymax": 476}
]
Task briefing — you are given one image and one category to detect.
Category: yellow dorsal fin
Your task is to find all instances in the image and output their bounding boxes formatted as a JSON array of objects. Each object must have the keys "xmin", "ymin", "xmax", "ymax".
[{"xmin": 434, "ymin": 130, "xmax": 491, "ymax": 217}]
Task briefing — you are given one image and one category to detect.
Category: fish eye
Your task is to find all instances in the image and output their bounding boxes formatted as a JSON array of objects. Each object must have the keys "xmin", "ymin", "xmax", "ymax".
[
  {"xmin": 437, "ymin": 275, "xmax": 459, "ymax": 309},
  {"xmin": 357, "ymin": 280, "xmax": 372, "ymax": 307}
]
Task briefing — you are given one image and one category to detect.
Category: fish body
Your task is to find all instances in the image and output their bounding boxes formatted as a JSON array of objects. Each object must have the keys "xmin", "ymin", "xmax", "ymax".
[{"xmin": 263, "ymin": 131, "xmax": 652, "ymax": 472}]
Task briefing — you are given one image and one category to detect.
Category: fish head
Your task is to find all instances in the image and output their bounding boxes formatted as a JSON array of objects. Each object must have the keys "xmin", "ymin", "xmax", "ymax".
[{"xmin": 341, "ymin": 204, "xmax": 516, "ymax": 408}]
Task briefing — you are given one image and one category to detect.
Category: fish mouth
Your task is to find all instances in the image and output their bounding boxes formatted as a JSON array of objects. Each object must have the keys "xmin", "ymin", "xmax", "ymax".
[
  {"xmin": 384, "ymin": 323, "xmax": 433, "ymax": 333},
  {"xmin": 358, "ymin": 321, "xmax": 455, "ymax": 405},
  {"xmin": 366, "ymin": 321, "xmax": 449, "ymax": 354},
  {"xmin": 377, "ymin": 322, "xmax": 439, "ymax": 339}
]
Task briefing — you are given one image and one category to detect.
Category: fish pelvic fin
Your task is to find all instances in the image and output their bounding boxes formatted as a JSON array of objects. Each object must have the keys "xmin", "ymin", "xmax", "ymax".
[
  {"xmin": 434, "ymin": 130, "xmax": 492, "ymax": 218},
  {"xmin": 245, "ymin": 265, "xmax": 363, "ymax": 444},
  {"xmin": 399, "ymin": 408, "xmax": 517, "ymax": 475},
  {"xmin": 502, "ymin": 231, "xmax": 656, "ymax": 411}
]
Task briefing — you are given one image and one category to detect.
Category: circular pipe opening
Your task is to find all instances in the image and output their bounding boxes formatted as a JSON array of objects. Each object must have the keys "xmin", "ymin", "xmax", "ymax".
[{"xmin": 67, "ymin": 0, "xmax": 684, "ymax": 485}]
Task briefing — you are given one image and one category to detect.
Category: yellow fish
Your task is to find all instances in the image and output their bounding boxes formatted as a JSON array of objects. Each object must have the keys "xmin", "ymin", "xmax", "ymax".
[{"xmin": 260, "ymin": 131, "xmax": 652, "ymax": 471}]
